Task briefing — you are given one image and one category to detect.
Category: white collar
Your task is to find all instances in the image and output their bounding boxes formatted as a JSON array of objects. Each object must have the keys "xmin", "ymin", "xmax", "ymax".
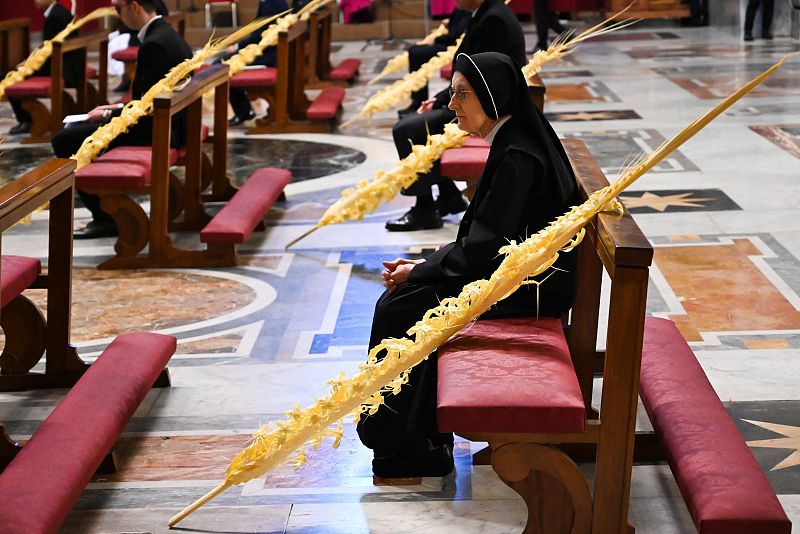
[
  {"xmin": 483, "ymin": 115, "xmax": 511, "ymax": 145},
  {"xmin": 44, "ymin": 2, "xmax": 56, "ymax": 18},
  {"xmin": 137, "ymin": 15, "xmax": 161, "ymax": 43}
]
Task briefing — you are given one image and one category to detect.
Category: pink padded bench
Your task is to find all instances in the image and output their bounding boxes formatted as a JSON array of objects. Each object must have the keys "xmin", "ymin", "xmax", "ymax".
[
  {"xmin": 1, "ymin": 255, "xmax": 47, "ymax": 373},
  {"xmin": 200, "ymin": 167, "xmax": 291, "ymax": 245},
  {"xmin": 640, "ymin": 317, "xmax": 791, "ymax": 534},
  {"xmin": 111, "ymin": 45, "xmax": 139, "ymax": 63},
  {"xmin": 438, "ymin": 317, "xmax": 585, "ymax": 434},
  {"xmin": 440, "ymin": 142, "xmax": 489, "ymax": 199},
  {"xmin": 306, "ymin": 87, "xmax": 345, "ymax": 121},
  {"xmin": 329, "ymin": 58, "xmax": 361, "ymax": 82},
  {"xmin": 0, "ymin": 332, "xmax": 176, "ymax": 534},
  {"xmin": 440, "ymin": 63, "xmax": 453, "ymax": 81},
  {"xmin": 1, "ymin": 255, "xmax": 41, "ymax": 309},
  {"xmin": 230, "ymin": 67, "xmax": 278, "ymax": 88}
]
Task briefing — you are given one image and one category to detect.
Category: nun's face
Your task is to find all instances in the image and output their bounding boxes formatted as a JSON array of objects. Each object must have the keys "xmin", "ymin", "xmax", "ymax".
[{"xmin": 448, "ymin": 72, "xmax": 491, "ymax": 137}]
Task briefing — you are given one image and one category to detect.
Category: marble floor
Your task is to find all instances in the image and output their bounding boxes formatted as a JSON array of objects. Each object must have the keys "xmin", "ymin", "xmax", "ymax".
[{"xmin": 0, "ymin": 18, "xmax": 799, "ymax": 534}]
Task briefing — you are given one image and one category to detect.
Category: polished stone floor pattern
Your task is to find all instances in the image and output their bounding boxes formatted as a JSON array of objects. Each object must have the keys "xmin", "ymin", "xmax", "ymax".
[{"xmin": 0, "ymin": 19, "xmax": 799, "ymax": 534}]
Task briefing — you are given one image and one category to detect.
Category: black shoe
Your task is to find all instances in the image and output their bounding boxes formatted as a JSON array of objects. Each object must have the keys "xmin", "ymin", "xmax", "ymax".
[
  {"xmin": 744, "ymin": 33, "xmax": 754, "ymax": 42},
  {"xmin": 73, "ymin": 220, "xmax": 118, "ymax": 240},
  {"xmin": 763, "ymin": 32, "xmax": 773, "ymax": 40},
  {"xmin": 398, "ymin": 102, "xmax": 421, "ymax": 119},
  {"xmin": 385, "ymin": 207, "xmax": 443, "ymax": 232},
  {"xmin": 8, "ymin": 122, "xmax": 31, "ymax": 135},
  {"xmin": 436, "ymin": 194, "xmax": 468, "ymax": 216},
  {"xmin": 372, "ymin": 444, "xmax": 454, "ymax": 478},
  {"xmin": 228, "ymin": 110, "xmax": 256, "ymax": 126}
]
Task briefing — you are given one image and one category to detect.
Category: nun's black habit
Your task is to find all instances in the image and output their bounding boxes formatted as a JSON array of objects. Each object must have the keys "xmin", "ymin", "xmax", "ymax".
[{"xmin": 358, "ymin": 52, "xmax": 580, "ymax": 476}]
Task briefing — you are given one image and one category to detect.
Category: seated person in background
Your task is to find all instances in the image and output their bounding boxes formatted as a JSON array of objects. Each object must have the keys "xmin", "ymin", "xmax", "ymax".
[
  {"xmin": 358, "ymin": 51, "xmax": 579, "ymax": 478},
  {"xmin": 398, "ymin": 7, "xmax": 471, "ymax": 118},
  {"xmin": 340, "ymin": 0, "xmax": 373, "ymax": 23},
  {"xmin": 8, "ymin": 0, "xmax": 80, "ymax": 135},
  {"xmin": 226, "ymin": 0, "xmax": 290, "ymax": 126},
  {"xmin": 113, "ymin": 0, "xmax": 169, "ymax": 92},
  {"xmin": 387, "ymin": 0, "xmax": 526, "ymax": 232},
  {"xmin": 533, "ymin": 0, "xmax": 566, "ymax": 52},
  {"xmin": 50, "ymin": 0, "xmax": 193, "ymax": 239}
]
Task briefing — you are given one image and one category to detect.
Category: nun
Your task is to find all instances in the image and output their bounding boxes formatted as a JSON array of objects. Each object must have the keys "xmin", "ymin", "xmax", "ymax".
[{"xmin": 358, "ymin": 52, "xmax": 580, "ymax": 478}]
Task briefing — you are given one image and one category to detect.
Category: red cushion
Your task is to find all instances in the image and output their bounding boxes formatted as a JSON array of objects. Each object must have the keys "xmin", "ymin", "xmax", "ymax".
[
  {"xmin": 463, "ymin": 137, "xmax": 489, "ymax": 148},
  {"xmin": 0, "ymin": 333, "xmax": 176, "ymax": 534},
  {"xmin": 98, "ymin": 146, "xmax": 179, "ymax": 167},
  {"xmin": 5, "ymin": 77, "xmax": 52, "ymax": 98},
  {"xmin": 111, "ymin": 46, "xmax": 139, "ymax": 63},
  {"xmin": 440, "ymin": 147, "xmax": 489, "ymax": 178},
  {"xmin": 85, "ymin": 66, "xmax": 98, "ymax": 79},
  {"xmin": 641, "ymin": 318, "xmax": 791, "ymax": 534},
  {"xmin": 76, "ymin": 161, "xmax": 151, "ymax": 190},
  {"xmin": 330, "ymin": 58, "xmax": 361, "ymax": 81},
  {"xmin": 230, "ymin": 67, "xmax": 277, "ymax": 88},
  {"xmin": 201, "ymin": 167, "xmax": 291, "ymax": 244},
  {"xmin": 1, "ymin": 256, "xmax": 41, "ymax": 309},
  {"xmin": 437, "ymin": 317, "xmax": 585, "ymax": 434},
  {"xmin": 307, "ymin": 87, "xmax": 345, "ymax": 120},
  {"xmin": 440, "ymin": 63, "xmax": 452, "ymax": 81}
]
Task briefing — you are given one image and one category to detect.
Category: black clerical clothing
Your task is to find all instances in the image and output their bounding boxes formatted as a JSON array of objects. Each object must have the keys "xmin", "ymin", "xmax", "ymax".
[
  {"xmin": 360, "ymin": 115, "xmax": 579, "ymax": 454},
  {"xmin": 51, "ymin": 16, "xmax": 192, "ymax": 224},
  {"xmin": 10, "ymin": 1, "xmax": 80, "ymax": 124},
  {"xmin": 392, "ymin": 0, "xmax": 526, "ymax": 200}
]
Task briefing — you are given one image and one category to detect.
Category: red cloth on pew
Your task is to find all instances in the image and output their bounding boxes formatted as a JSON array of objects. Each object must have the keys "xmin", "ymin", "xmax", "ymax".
[
  {"xmin": 85, "ymin": 66, "xmax": 98, "ymax": 79},
  {"xmin": 330, "ymin": 58, "xmax": 361, "ymax": 81},
  {"xmin": 5, "ymin": 77, "xmax": 52, "ymax": 98},
  {"xmin": 1, "ymin": 255, "xmax": 41, "ymax": 309},
  {"xmin": 440, "ymin": 63, "xmax": 453, "ymax": 81},
  {"xmin": 200, "ymin": 167, "xmax": 291, "ymax": 244},
  {"xmin": 76, "ymin": 161, "xmax": 151, "ymax": 190},
  {"xmin": 641, "ymin": 317, "xmax": 791, "ymax": 534},
  {"xmin": 111, "ymin": 45, "xmax": 139, "ymax": 62},
  {"xmin": 230, "ymin": 67, "xmax": 278, "ymax": 88},
  {"xmin": 440, "ymin": 146, "xmax": 489, "ymax": 178},
  {"xmin": 307, "ymin": 87, "xmax": 345, "ymax": 120},
  {"xmin": 438, "ymin": 317, "xmax": 585, "ymax": 433},
  {"xmin": 99, "ymin": 146, "xmax": 180, "ymax": 167},
  {"xmin": 0, "ymin": 333, "xmax": 176, "ymax": 534}
]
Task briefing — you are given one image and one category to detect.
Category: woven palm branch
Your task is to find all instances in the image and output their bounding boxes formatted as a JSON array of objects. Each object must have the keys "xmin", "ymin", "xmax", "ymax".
[
  {"xmin": 169, "ymin": 51, "xmax": 798, "ymax": 529},
  {"xmin": 367, "ymin": 22, "xmax": 449, "ymax": 86},
  {"xmin": 71, "ymin": 13, "xmax": 289, "ymax": 169},
  {"xmin": 0, "ymin": 7, "xmax": 117, "ymax": 100}
]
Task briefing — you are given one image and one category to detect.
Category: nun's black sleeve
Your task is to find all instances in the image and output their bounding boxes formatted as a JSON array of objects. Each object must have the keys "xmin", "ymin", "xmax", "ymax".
[{"xmin": 408, "ymin": 148, "xmax": 541, "ymax": 287}]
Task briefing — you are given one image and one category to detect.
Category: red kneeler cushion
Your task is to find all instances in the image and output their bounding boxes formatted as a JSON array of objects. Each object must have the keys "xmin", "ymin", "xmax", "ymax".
[
  {"xmin": 307, "ymin": 87, "xmax": 345, "ymax": 120},
  {"xmin": 231, "ymin": 68, "xmax": 278, "ymax": 88},
  {"xmin": 111, "ymin": 46, "xmax": 139, "ymax": 63},
  {"xmin": 438, "ymin": 317, "xmax": 585, "ymax": 434},
  {"xmin": 0, "ymin": 255, "xmax": 41, "ymax": 309},
  {"xmin": 440, "ymin": 147, "xmax": 489, "ymax": 178},
  {"xmin": 641, "ymin": 317, "xmax": 791, "ymax": 534}
]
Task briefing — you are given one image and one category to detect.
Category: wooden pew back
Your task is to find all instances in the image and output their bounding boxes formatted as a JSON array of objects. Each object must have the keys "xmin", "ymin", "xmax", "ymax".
[
  {"xmin": 307, "ymin": 3, "xmax": 335, "ymax": 86},
  {"xmin": 0, "ymin": 18, "xmax": 30, "ymax": 76}
]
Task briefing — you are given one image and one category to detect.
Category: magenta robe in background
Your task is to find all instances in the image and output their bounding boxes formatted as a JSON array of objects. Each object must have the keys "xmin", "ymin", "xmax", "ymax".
[{"xmin": 340, "ymin": 0, "xmax": 372, "ymax": 22}]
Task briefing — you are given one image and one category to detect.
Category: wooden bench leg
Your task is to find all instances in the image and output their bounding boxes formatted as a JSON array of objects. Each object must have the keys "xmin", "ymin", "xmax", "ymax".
[
  {"xmin": 0, "ymin": 296, "xmax": 47, "ymax": 375},
  {"xmin": 98, "ymin": 193, "xmax": 150, "ymax": 261},
  {"xmin": 20, "ymin": 99, "xmax": 53, "ymax": 144},
  {"xmin": 95, "ymin": 449, "xmax": 119, "ymax": 474},
  {"xmin": 492, "ymin": 442, "xmax": 592, "ymax": 534}
]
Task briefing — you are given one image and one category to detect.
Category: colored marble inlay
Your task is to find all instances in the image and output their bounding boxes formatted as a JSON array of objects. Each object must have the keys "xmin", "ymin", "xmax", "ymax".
[
  {"xmin": 546, "ymin": 109, "xmax": 641, "ymax": 123},
  {"xmin": 654, "ymin": 62, "xmax": 800, "ymax": 100},
  {"xmin": 620, "ymin": 188, "xmax": 741, "ymax": 213},
  {"xmin": 590, "ymin": 31, "xmax": 680, "ymax": 42},
  {"xmin": 545, "ymin": 81, "xmax": 619, "ymax": 103},
  {"xmin": 26, "ymin": 269, "xmax": 256, "ymax": 343},
  {"xmin": 654, "ymin": 238, "xmax": 800, "ymax": 341},
  {"xmin": 749, "ymin": 124, "xmax": 800, "ymax": 160}
]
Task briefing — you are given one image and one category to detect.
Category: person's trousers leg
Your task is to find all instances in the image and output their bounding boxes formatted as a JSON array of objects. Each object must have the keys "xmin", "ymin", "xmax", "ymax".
[
  {"xmin": 9, "ymin": 98, "xmax": 31, "ymax": 124},
  {"xmin": 761, "ymin": 0, "xmax": 774, "ymax": 34},
  {"xmin": 407, "ymin": 44, "xmax": 446, "ymax": 104},
  {"xmin": 534, "ymin": 0, "xmax": 550, "ymax": 47},
  {"xmin": 392, "ymin": 107, "xmax": 455, "ymax": 198},
  {"xmin": 744, "ymin": 0, "xmax": 760, "ymax": 34},
  {"xmin": 229, "ymin": 87, "xmax": 254, "ymax": 119}
]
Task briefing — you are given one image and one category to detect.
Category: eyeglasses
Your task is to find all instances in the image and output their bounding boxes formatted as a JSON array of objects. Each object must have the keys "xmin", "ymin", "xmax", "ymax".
[
  {"xmin": 114, "ymin": 1, "xmax": 131, "ymax": 14},
  {"xmin": 448, "ymin": 87, "xmax": 472, "ymax": 101}
]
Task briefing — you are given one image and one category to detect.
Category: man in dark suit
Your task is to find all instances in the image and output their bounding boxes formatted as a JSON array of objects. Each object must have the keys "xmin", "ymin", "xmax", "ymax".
[
  {"xmin": 397, "ymin": 7, "xmax": 471, "ymax": 118},
  {"xmin": 51, "ymin": 0, "xmax": 193, "ymax": 239},
  {"xmin": 227, "ymin": 0, "xmax": 290, "ymax": 126},
  {"xmin": 8, "ymin": 0, "xmax": 79, "ymax": 135},
  {"xmin": 386, "ymin": 0, "xmax": 526, "ymax": 231}
]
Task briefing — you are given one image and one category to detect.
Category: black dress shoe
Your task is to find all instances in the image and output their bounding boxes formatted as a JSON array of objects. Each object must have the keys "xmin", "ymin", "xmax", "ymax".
[
  {"xmin": 436, "ymin": 194, "xmax": 468, "ymax": 216},
  {"xmin": 372, "ymin": 444, "xmax": 454, "ymax": 478},
  {"xmin": 8, "ymin": 122, "xmax": 31, "ymax": 135},
  {"xmin": 763, "ymin": 32, "xmax": 773, "ymax": 40},
  {"xmin": 744, "ymin": 33, "xmax": 754, "ymax": 42},
  {"xmin": 228, "ymin": 110, "xmax": 256, "ymax": 126},
  {"xmin": 73, "ymin": 221, "xmax": 118, "ymax": 240},
  {"xmin": 385, "ymin": 207, "xmax": 443, "ymax": 232}
]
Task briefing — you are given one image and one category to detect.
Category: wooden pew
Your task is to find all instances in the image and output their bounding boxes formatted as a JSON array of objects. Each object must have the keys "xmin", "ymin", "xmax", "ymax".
[
  {"xmin": 247, "ymin": 19, "xmax": 345, "ymax": 134},
  {"xmin": 4, "ymin": 30, "xmax": 108, "ymax": 144},
  {"xmin": 438, "ymin": 139, "xmax": 652, "ymax": 533},
  {"xmin": 305, "ymin": 2, "xmax": 361, "ymax": 88},
  {"xmin": 75, "ymin": 64, "xmax": 290, "ymax": 269},
  {"xmin": 0, "ymin": 18, "xmax": 30, "ymax": 76}
]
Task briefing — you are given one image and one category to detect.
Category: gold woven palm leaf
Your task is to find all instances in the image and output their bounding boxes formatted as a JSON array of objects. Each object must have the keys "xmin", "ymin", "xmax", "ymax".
[
  {"xmin": 169, "ymin": 51, "xmax": 798, "ymax": 529},
  {"xmin": 0, "ymin": 7, "xmax": 117, "ymax": 100},
  {"xmin": 367, "ymin": 22, "xmax": 449, "ymax": 86}
]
